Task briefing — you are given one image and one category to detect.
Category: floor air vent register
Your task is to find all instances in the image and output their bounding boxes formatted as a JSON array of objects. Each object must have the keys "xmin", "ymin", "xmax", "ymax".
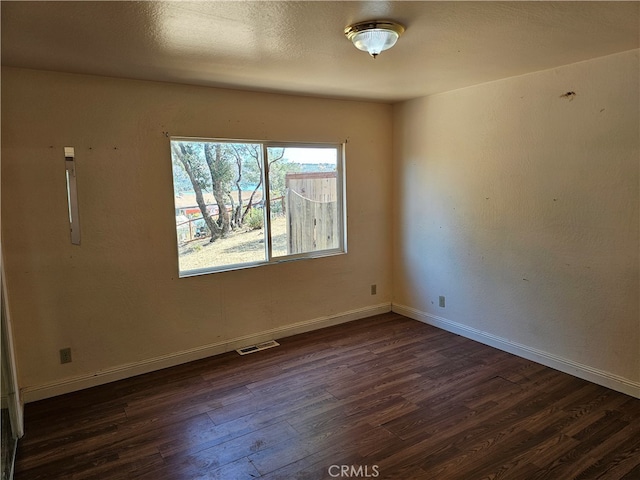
[{"xmin": 236, "ymin": 340, "xmax": 280, "ymax": 355}]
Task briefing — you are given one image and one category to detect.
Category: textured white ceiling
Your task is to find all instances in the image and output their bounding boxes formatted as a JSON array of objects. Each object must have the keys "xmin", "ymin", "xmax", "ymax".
[{"xmin": 2, "ymin": 1, "xmax": 638, "ymax": 102}]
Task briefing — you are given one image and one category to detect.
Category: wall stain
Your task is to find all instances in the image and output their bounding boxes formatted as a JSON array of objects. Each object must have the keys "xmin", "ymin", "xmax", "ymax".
[{"xmin": 560, "ymin": 91, "xmax": 576, "ymax": 101}]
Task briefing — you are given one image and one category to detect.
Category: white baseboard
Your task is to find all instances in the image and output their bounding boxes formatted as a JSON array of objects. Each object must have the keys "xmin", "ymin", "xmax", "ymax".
[
  {"xmin": 21, "ymin": 303, "xmax": 392, "ymax": 403},
  {"xmin": 392, "ymin": 304, "xmax": 640, "ymax": 399},
  {"xmin": 22, "ymin": 302, "xmax": 638, "ymax": 402}
]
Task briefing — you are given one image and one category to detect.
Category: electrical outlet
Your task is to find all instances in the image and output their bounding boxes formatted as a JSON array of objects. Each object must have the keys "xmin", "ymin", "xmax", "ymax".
[
  {"xmin": 59, "ymin": 348, "xmax": 72, "ymax": 364},
  {"xmin": 439, "ymin": 296, "xmax": 446, "ymax": 308},
  {"xmin": 371, "ymin": 284, "xmax": 377, "ymax": 295}
]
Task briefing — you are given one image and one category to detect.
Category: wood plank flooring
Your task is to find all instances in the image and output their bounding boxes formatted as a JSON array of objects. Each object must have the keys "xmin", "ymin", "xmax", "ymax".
[{"xmin": 14, "ymin": 313, "xmax": 640, "ymax": 479}]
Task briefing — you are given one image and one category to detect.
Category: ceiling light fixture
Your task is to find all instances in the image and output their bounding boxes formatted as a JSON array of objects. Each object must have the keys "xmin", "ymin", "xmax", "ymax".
[{"xmin": 344, "ymin": 20, "xmax": 405, "ymax": 58}]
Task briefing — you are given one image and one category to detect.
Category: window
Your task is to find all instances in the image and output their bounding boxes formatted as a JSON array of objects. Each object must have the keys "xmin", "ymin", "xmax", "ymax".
[{"xmin": 170, "ymin": 138, "xmax": 346, "ymax": 277}]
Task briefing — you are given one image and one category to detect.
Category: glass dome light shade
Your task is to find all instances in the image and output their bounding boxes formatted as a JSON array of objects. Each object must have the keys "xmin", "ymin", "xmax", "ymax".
[
  {"xmin": 345, "ymin": 20, "xmax": 405, "ymax": 58},
  {"xmin": 352, "ymin": 29, "xmax": 399, "ymax": 57}
]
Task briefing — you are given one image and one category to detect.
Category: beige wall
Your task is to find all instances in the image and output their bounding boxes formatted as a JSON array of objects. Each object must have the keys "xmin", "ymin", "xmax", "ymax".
[
  {"xmin": 393, "ymin": 50, "xmax": 639, "ymax": 393},
  {"xmin": 1, "ymin": 68, "xmax": 393, "ymax": 399},
  {"xmin": 3, "ymin": 49, "xmax": 639, "ymax": 401}
]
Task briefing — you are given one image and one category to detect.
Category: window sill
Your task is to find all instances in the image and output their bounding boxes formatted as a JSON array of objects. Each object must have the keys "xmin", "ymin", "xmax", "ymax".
[{"xmin": 178, "ymin": 249, "xmax": 347, "ymax": 278}]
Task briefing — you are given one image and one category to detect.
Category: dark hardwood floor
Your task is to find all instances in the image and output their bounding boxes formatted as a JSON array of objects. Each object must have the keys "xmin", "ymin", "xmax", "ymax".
[{"xmin": 14, "ymin": 313, "xmax": 640, "ymax": 479}]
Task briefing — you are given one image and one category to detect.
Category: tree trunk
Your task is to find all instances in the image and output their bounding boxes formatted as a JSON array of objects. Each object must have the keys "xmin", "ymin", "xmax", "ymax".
[
  {"xmin": 204, "ymin": 144, "xmax": 230, "ymax": 236},
  {"xmin": 230, "ymin": 144, "xmax": 244, "ymax": 227},
  {"xmin": 227, "ymin": 192, "xmax": 239, "ymax": 230},
  {"xmin": 242, "ymin": 180, "xmax": 262, "ymax": 223},
  {"xmin": 172, "ymin": 143, "xmax": 222, "ymax": 241}
]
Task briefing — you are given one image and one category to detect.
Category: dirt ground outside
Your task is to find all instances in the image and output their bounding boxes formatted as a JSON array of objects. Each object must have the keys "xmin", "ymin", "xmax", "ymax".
[{"xmin": 178, "ymin": 216, "xmax": 287, "ymax": 271}]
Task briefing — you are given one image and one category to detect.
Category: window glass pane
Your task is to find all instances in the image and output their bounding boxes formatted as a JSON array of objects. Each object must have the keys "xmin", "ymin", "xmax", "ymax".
[
  {"xmin": 171, "ymin": 140, "xmax": 267, "ymax": 274},
  {"xmin": 268, "ymin": 146, "xmax": 340, "ymax": 257}
]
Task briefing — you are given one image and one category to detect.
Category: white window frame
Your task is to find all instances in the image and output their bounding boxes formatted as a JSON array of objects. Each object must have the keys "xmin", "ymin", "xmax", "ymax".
[{"xmin": 171, "ymin": 137, "xmax": 347, "ymax": 277}]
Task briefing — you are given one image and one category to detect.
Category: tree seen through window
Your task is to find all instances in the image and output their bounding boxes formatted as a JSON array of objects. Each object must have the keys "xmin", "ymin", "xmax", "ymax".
[{"xmin": 171, "ymin": 139, "xmax": 344, "ymax": 276}]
